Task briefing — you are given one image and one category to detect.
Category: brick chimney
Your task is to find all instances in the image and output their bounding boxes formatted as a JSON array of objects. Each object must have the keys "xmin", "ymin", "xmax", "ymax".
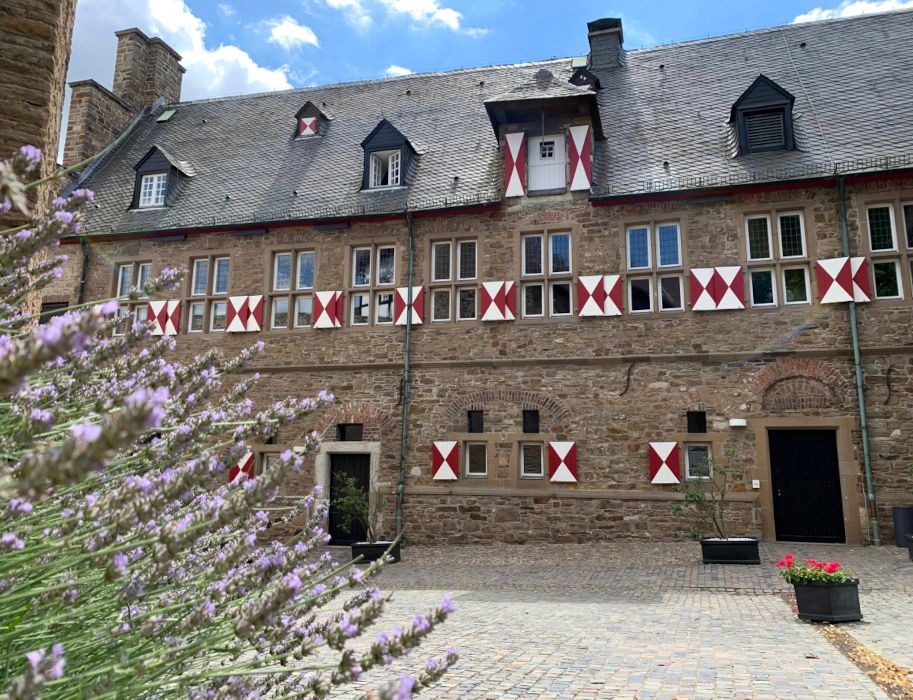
[
  {"xmin": 587, "ymin": 18, "xmax": 625, "ymax": 71},
  {"xmin": 62, "ymin": 27, "xmax": 183, "ymax": 168}
]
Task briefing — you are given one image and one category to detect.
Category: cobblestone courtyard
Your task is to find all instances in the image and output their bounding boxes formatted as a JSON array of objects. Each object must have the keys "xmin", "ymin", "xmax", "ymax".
[{"xmin": 342, "ymin": 541, "xmax": 913, "ymax": 699}]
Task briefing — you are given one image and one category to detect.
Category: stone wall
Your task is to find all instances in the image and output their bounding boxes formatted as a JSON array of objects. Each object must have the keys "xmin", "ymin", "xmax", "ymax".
[{"xmin": 62, "ymin": 80, "xmax": 132, "ymax": 169}]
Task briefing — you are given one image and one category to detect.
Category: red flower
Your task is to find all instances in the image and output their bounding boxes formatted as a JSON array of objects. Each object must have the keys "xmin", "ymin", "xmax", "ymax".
[
  {"xmin": 825, "ymin": 562, "xmax": 840, "ymax": 574},
  {"xmin": 784, "ymin": 554, "xmax": 794, "ymax": 566}
]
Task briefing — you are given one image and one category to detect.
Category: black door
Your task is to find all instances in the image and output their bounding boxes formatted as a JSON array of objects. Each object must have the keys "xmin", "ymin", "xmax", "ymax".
[
  {"xmin": 328, "ymin": 453, "xmax": 370, "ymax": 545},
  {"xmin": 768, "ymin": 429, "xmax": 845, "ymax": 543}
]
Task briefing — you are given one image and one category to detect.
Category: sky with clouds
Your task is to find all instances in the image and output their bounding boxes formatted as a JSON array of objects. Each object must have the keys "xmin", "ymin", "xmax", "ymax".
[{"xmin": 59, "ymin": 0, "xmax": 913, "ymax": 158}]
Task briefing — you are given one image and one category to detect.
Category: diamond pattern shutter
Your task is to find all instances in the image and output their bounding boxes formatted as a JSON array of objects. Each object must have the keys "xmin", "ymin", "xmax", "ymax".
[
  {"xmin": 817, "ymin": 257, "xmax": 871, "ymax": 303},
  {"xmin": 226, "ymin": 296, "xmax": 250, "ymax": 333},
  {"xmin": 480, "ymin": 281, "xmax": 516, "ymax": 321},
  {"xmin": 548, "ymin": 441, "xmax": 578, "ymax": 483},
  {"xmin": 567, "ymin": 125, "xmax": 592, "ymax": 191},
  {"xmin": 313, "ymin": 291, "xmax": 343, "ymax": 328},
  {"xmin": 229, "ymin": 451, "xmax": 255, "ymax": 482},
  {"xmin": 577, "ymin": 275, "xmax": 607, "ymax": 317},
  {"xmin": 432, "ymin": 441, "xmax": 459, "ymax": 480},
  {"xmin": 648, "ymin": 442, "xmax": 680, "ymax": 484},
  {"xmin": 394, "ymin": 286, "xmax": 424, "ymax": 325},
  {"xmin": 851, "ymin": 257, "xmax": 871, "ymax": 302},
  {"xmin": 604, "ymin": 274, "xmax": 623, "ymax": 316},
  {"xmin": 690, "ymin": 267, "xmax": 744, "ymax": 311},
  {"xmin": 246, "ymin": 295, "xmax": 264, "ymax": 331},
  {"xmin": 147, "ymin": 300, "xmax": 181, "ymax": 335},
  {"xmin": 504, "ymin": 132, "xmax": 526, "ymax": 198},
  {"xmin": 299, "ymin": 117, "xmax": 318, "ymax": 136},
  {"xmin": 690, "ymin": 268, "xmax": 717, "ymax": 311}
]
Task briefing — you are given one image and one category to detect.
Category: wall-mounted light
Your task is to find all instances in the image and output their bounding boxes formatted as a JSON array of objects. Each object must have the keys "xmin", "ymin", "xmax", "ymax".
[{"xmin": 729, "ymin": 418, "xmax": 748, "ymax": 428}]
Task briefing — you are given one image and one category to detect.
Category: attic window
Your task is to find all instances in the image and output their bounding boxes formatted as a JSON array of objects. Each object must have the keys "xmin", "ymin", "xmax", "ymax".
[
  {"xmin": 369, "ymin": 150, "xmax": 401, "ymax": 188},
  {"xmin": 744, "ymin": 109, "xmax": 786, "ymax": 152},
  {"xmin": 732, "ymin": 75, "xmax": 795, "ymax": 156},
  {"xmin": 298, "ymin": 116, "xmax": 318, "ymax": 137},
  {"xmin": 139, "ymin": 173, "xmax": 167, "ymax": 207}
]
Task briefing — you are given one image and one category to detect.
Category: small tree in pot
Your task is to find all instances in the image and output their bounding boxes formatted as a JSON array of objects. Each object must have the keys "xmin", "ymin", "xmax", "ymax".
[
  {"xmin": 673, "ymin": 450, "xmax": 760, "ymax": 564},
  {"xmin": 332, "ymin": 474, "xmax": 400, "ymax": 562}
]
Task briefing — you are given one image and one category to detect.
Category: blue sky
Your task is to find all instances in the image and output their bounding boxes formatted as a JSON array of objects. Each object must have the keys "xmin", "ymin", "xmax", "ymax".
[{"xmin": 59, "ymin": 0, "xmax": 911, "ymax": 157}]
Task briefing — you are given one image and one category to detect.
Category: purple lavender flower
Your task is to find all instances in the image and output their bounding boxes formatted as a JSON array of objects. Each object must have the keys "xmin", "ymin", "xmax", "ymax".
[
  {"xmin": 19, "ymin": 144, "xmax": 41, "ymax": 164},
  {"xmin": 2, "ymin": 533, "xmax": 25, "ymax": 550},
  {"xmin": 441, "ymin": 593, "xmax": 455, "ymax": 613},
  {"xmin": 395, "ymin": 675, "xmax": 416, "ymax": 700},
  {"xmin": 283, "ymin": 573, "xmax": 302, "ymax": 594},
  {"xmin": 30, "ymin": 408, "xmax": 52, "ymax": 424},
  {"xmin": 412, "ymin": 615, "xmax": 430, "ymax": 633},
  {"xmin": 71, "ymin": 423, "xmax": 102, "ymax": 443}
]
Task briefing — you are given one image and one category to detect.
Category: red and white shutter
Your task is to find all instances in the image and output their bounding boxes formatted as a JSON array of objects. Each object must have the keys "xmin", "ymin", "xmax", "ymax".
[
  {"xmin": 548, "ymin": 441, "xmax": 578, "ymax": 483},
  {"xmin": 229, "ymin": 451, "xmax": 255, "ymax": 482},
  {"xmin": 431, "ymin": 441, "xmax": 459, "ymax": 480},
  {"xmin": 690, "ymin": 268, "xmax": 717, "ymax": 311},
  {"xmin": 567, "ymin": 125, "xmax": 592, "ymax": 191},
  {"xmin": 313, "ymin": 291, "xmax": 342, "ymax": 328},
  {"xmin": 226, "ymin": 296, "xmax": 250, "ymax": 332},
  {"xmin": 504, "ymin": 132, "xmax": 526, "ymax": 198},
  {"xmin": 147, "ymin": 300, "xmax": 181, "ymax": 335},
  {"xmin": 298, "ymin": 116, "xmax": 318, "ymax": 136},
  {"xmin": 604, "ymin": 274, "xmax": 623, "ymax": 316},
  {"xmin": 713, "ymin": 266, "xmax": 745, "ymax": 310},
  {"xmin": 817, "ymin": 257, "xmax": 871, "ymax": 304},
  {"xmin": 577, "ymin": 275, "xmax": 607, "ymax": 317},
  {"xmin": 394, "ymin": 286, "xmax": 424, "ymax": 326},
  {"xmin": 648, "ymin": 442, "xmax": 680, "ymax": 484},
  {"xmin": 850, "ymin": 257, "xmax": 871, "ymax": 302},
  {"xmin": 480, "ymin": 281, "xmax": 515, "ymax": 321},
  {"xmin": 246, "ymin": 295, "xmax": 264, "ymax": 331}
]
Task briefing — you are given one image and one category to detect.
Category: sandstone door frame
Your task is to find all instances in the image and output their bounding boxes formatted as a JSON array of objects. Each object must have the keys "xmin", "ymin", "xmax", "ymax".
[{"xmin": 314, "ymin": 441, "xmax": 383, "ymax": 537}]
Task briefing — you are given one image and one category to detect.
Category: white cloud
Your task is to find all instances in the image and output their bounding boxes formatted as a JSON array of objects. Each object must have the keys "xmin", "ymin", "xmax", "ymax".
[
  {"xmin": 325, "ymin": 0, "xmax": 373, "ymax": 32},
  {"xmin": 793, "ymin": 0, "xmax": 913, "ymax": 22},
  {"xmin": 217, "ymin": 3, "xmax": 235, "ymax": 17},
  {"xmin": 266, "ymin": 15, "xmax": 319, "ymax": 50},
  {"xmin": 384, "ymin": 64, "xmax": 413, "ymax": 76},
  {"xmin": 323, "ymin": 0, "xmax": 487, "ymax": 36}
]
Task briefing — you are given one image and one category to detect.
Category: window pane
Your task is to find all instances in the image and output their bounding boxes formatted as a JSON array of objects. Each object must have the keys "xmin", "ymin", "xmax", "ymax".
[
  {"xmin": 351, "ymin": 294, "xmax": 370, "ymax": 325},
  {"xmin": 523, "ymin": 284, "xmax": 543, "ymax": 317},
  {"xmin": 467, "ymin": 410, "xmax": 484, "ymax": 433},
  {"xmin": 133, "ymin": 304, "xmax": 147, "ymax": 327},
  {"xmin": 521, "ymin": 443, "xmax": 543, "ymax": 477},
  {"xmin": 114, "ymin": 305, "xmax": 130, "ymax": 335},
  {"xmin": 550, "ymin": 233, "xmax": 571, "ymax": 274},
  {"xmin": 375, "ymin": 292, "xmax": 394, "ymax": 324},
  {"xmin": 867, "ymin": 206, "xmax": 895, "ymax": 251},
  {"xmin": 550, "ymin": 282, "xmax": 571, "ymax": 316},
  {"xmin": 295, "ymin": 296, "xmax": 313, "ymax": 327},
  {"xmin": 192, "ymin": 259, "xmax": 208, "ymax": 296},
  {"xmin": 466, "ymin": 443, "xmax": 487, "ymax": 476},
  {"xmin": 432, "ymin": 242, "xmax": 451, "ymax": 281},
  {"xmin": 136, "ymin": 263, "xmax": 151, "ymax": 296},
  {"xmin": 656, "ymin": 224, "xmax": 680, "ymax": 267},
  {"xmin": 523, "ymin": 235, "xmax": 543, "ymax": 276},
  {"xmin": 778, "ymin": 214, "xmax": 804, "ymax": 257},
  {"xmin": 523, "ymin": 410, "xmax": 539, "ymax": 434},
  {"xmin": 750, "ymin": 270, "xmax": 775, "ymax": 306},
  {"xmin": 457, "ymin": 288, "xmax": 476, "ymax": 320},
  {"xmin": 297, "ymin": 251, "xmax": 314, "ymax": 289},
  {"xmin": 117, "ymin": 264, "xmax": 132, "ymax": 297},
  {"xmin": 272, "ymin": 297, "xmax": 289, "ymax": 328},
  {"xmin": 686, "ymin": 445, "xmax": 711, "ymax": 478},
  {"xmin": 213, "ymin": 258, "xmax": 230, "ymax": 295},
  {"xmin": 388, "ymin": 151, "xmax": 400, "ymax": 186},
  {"xmin": 353, "ymin": 249, "xmax": 371, "ymax": 286},
  {"xmin": 628, "ymin": 227, "xmax": 650, "ymax": 269},
  {"xmin": 274, "ymin": 253, "xmax": 292, "ymax": 291},
  {"xmin": 747, "ymin": 218, "xmax": 771, "ymax": 260},
  {"xmin": 458, "ymin": 241, "xmax": 476, "ymax": 279},
  {"xmin": 783, "ymin": 268, "xmax": 808, "ymax": 303},
  {"xmin": 904, "ymin": 204, "xmax": 913, "ymax": 249},
  {"xmin": 211, "ymin": 301, "xmax": 227, "ymax": 330},
  {"xmin": 659, "ymin": 276, "xmax": 682, "ymax": 310},
  {"xmin": 630, "ymin": 278, "xmax": 651, "ymax": 312},
  {"xmin": 377, "ymin": 247, "xmax": 395, "ymax": 285},
  {"xmin": 189, "ymin": 301, "xmax": 205, "ymax": 332},
  {"xmin": 873, "ymin": 261, "xmax": 900, "ymax": 298},
  {"xmin": 432, "ymin": 289, "xmax": 450, "ymax": 322}
]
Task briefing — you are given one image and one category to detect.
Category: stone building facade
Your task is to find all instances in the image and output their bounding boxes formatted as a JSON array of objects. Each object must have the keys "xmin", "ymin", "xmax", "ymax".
[{"xmin": 49, "ymin": 12, "xmax": 913, "ymax": 546}]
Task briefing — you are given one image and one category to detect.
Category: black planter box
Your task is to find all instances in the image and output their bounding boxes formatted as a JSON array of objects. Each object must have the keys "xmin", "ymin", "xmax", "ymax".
[
  {"xmin": 893, "ymin": 506, "xmax": 913, "ymax": 547},
  {"xmin": 351, "ymin": 540, "xmax": 400, "ymax": 563},
  {"xmin": 700, "ymin": 537, "xmax": 761, "ymax": 564},
  {"xmin": 906, "ymin": 535, "xmax": 913, "ymax": 562},
  {"xmin": 793, "ymin": 580, "xmax": 862, "ymax": 622}
]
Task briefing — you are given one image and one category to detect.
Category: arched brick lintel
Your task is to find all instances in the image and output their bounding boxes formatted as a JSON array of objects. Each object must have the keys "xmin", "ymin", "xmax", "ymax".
[
  {"xmin": 445, "ymin": 389, "xmax": 571, "ymax": 422},
  {"xmin": 757, "ymin": 358, "xmax": 849, "ymax": 411}
]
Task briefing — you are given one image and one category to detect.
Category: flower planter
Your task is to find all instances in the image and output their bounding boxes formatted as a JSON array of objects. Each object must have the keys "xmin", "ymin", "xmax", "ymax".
[
  {"xmin": 793, "ymin": 580, "xmax": 862, "ymax": 622},
  {"xmin": 892, "ymin": 506, "xmax": 913, "ymax": 547},
  {"xmin": 700, "ymin": 537, "xmax": 761, "ymax": 564},
  {"xmin": 351, "ymin": 540, "xmax": 400, "ymax": 563},
  {"xmin": 906, "ymin": 535, "xmax": 913, "ymax": 563}
]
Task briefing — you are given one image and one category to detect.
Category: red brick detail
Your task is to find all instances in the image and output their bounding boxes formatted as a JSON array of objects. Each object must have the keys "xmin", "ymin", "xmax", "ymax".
[
  {"xmin": 318, "ymin": 401, "xmax": 398, "ymax": 441},
  {"xmin": 446, "ymin": 389, "xmax": 571, "ymax": 421},
  {"xmin": 757, "ymin": 358, "xmax": 847, "ymax": 410}
]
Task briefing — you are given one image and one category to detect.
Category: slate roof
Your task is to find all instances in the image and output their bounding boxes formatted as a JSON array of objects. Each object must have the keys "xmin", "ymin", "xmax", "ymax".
[{"xmin": 74, "ymin": 9, "xmax": 913, "ymax": 236}]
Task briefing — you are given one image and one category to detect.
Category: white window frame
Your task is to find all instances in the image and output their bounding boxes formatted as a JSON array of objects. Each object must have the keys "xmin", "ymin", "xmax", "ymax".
[
  {"xmin": 136, "ymin": 262, "xmax": 152, "ymax": 298},
  {"xmin": 374, "ymin": 291, "xmax": 395, "ymax": 325},
  {"xmin": 521, "ymin": 282, "xmax": 544, "ymax": 319},
  {"xmin": 657, "ymin": 275, "xmax": 684, "ymax": 312},
  {"xmin": 138, "ymin": 173, "xmax": 167, "ymax": 208},
  {"xmin": 781, "ymin": 266, "xmax": 810, "ymax": 305},
  {"xmin": 548, "ymin": 232, "xmax": 572, "ymax": 276},
  {"xmin": 457, "ymin": 240, "xmax": 477, "ymax": 281},
  {"xmin": 293, "ymin": 295, "xmax": 313, "ymax": 329},
  {"xmin": 191, "ymin": 259, "xmax": 208, "ymax": 297},
  {"xmin": 654, "ymin": 223, "xmax": 682, "ymax": 269},
  {"xmin": 521, "ymin": 234, "xmax": 544, "ymax": 277},
  {"xmin": 117, "ymin": 264, "xmax": 133, "ymax": 297},
  {"xmin": 273, "ymin": 252, "xmax": 292, "ymax": 292},
  {"xmin": 296, "ymin": 251, "xmax": 315, "ymax": 290},
  {"xmin": 271, "ymin": 297, "xmax": 289, "ymax": 329},
  {"xmin": 369, "ymin": 149, "xmax": 401, "ymax": 188},
  {"xmin": 187, "ymin": 301, "xmax": 205, "ymax": 333},
  {"xmin": 748, "ymin": 268, "xmax": 778, "ymax": 308},
  {"xmin": 352, "ymin": 248, "xmax": 372, "ymax": 287},
  {"xmin": 626, "ymin": 226, "xmax": 652, "ymax": 270},
  {"xmin": 745, "ymin": 215, "xmax": 774, "ymax": 262},
  {"xmin": 350, "ymin": 293, "xmax": 370, "ymax": 326},
  {"xmin": 520, "ymin": 442, "xmax": 545, "ymax": 479},
  {"xmin": 432, "ymin": 241, "xmax": 452, "ymax": 282},
  {"xmin": 431, "ymin": 288, "xmax": 451, "ymax": 323},
  {"xmin": 871, "ymin": 259, "xmax": 904, "ymax": 300},
  {"xmin": 464, "ymin": 441, "xmax": 488, "ymax": 478},
  {"xmin": 903, "ymin": 201, "xmax": 913, "ymax": 249},
  {"xmin": 212, "ymin": 257, "xmax": 230, "ymax": 296},
  {"xmin": 685, "ymin": 443, "xmax": 713, "ymax": 480},
  {"xmin": 866, "ymin": 204, "xmax": 898, "ymax": 252},
  {"xmin": 210, "ymin": 300, "xmax": 227, "ymax": 333},
  {"xmin": 375, "ymin": 246, "xmax": 396, "ymax": 286},
  {"xmin": 456, "ymin": 287, "xmax": 476, "ymax": 321},
  {"xmin": 628, "ymin": 277, "xmax": 653, "ymax": 313},
  {"xmin": 549, "ymin": 281, "xmax": 572, "ymax": 318},
  {"xmin": 776, "ymin": 212, "xmax": 807, "ymax": 259}
]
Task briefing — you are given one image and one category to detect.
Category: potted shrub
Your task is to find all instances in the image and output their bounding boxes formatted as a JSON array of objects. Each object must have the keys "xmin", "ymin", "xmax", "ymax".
[
  {"xmin": 892, "ymin": 463, "xmax": 913, "ymax": 547},
  {"xmin": 673, "ymin": 452, "xmax": 760, "ymax": 565},
  {"xmin": 777, "ymin": 555, "xmax": 862, "ymax": 622},
  {"xmin": 331, "ymin": 474, "xmax": 400, "ymax": 563}
]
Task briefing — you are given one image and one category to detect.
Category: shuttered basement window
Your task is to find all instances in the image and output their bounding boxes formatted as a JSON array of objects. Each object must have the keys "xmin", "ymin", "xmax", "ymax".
[{"xmin": 744, "ymin": 110, "xmax": 785, "ymax": 152}]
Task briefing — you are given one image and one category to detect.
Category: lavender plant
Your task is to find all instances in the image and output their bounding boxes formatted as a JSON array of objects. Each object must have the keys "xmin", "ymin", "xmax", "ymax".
[{"xmin": 0, "ymin": 146, "xmax": 456, "ymax": 698}]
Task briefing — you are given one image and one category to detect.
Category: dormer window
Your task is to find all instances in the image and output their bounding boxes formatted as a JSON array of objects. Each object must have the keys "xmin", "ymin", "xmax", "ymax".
[
  {"xmin": 293, "ymin": 101, "xmax": 329, "ymax": 139},
  {"xmin": 139, "ymin": 173, "xmax": 167, "ymax": 207},
  {"xmin": 732, "ymin": 75, "xmax": 795, "ymax": 156},
  {"xmin": 370, "ymin": 150, "xmax": 401, "ymax": 188}
]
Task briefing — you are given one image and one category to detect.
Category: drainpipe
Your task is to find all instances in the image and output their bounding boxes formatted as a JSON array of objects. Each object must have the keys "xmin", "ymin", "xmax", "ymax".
[
  {"xmin": 396, "ymin": 211, "xmax": 415, "ymax": 538},
  {"xmin": 77, "ymin": 236, "xmax": 90, "ymax": 305},
  {"xmin": 837, "ymin": 175, "xmax": 881, "ymax": 545}
]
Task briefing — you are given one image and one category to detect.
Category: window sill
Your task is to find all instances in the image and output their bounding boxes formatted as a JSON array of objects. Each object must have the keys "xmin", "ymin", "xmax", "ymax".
[
  {"xmin": 362, "ymin": 185, "xmax": 407, "ymax": 194},
  {"xmin": 526, "ymin": 188, "xmax": 567, "ymax": 198}
]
